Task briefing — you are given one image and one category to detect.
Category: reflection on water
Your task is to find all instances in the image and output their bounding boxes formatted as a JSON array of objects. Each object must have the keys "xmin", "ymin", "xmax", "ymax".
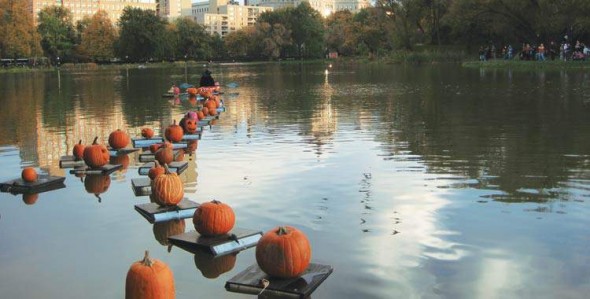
[{"xmin": 0, "ymin": 64, "xmax": 589, "ymax": 298}]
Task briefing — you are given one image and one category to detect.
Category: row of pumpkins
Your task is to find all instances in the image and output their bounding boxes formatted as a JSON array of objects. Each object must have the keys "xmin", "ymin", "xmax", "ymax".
[{"xmin": 19, "ymin": 97, "xmax": 314, "ymax": 298}]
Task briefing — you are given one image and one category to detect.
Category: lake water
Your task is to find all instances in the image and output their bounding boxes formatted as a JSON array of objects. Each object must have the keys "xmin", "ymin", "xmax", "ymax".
[{"xmin": 0, "ymin": 62, "xmax": 589, "ymax": 299}]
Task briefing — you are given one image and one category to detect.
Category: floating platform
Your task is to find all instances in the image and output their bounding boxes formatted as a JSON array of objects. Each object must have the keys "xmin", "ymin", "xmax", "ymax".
[
  {"xmin": 69, "ymin": 164, "xmax": 122, "ymax": 175},
  {"xmin": 138, "ymin": 150, "xmax": 183, "ymax": 163},
  {"xmin": 132, "ymin": 137, "xmax": 164, "ymax": 149},
  {"xmin": 225, "ymin": 263, "xmax": 333, "ymax": 299},
  {"xmin": 131, "ymin": 177, "xmax": 151, "ymax": 196},
  {"xmin": 168, "ymin": 228, "xmax": 262, "ymax": 256},
  {"xmin": 138, "ymin": 161, "xmax": 188, "ymax": 176},
  {"xmin": 135, "ymin": 199, "xmax": 199, "ymax": 223},
  {"xmin": 108, "ymin": 148, "xmax": 139, "ymax": 157},
  {"xmin": 0, "ymin": 175, "xmax": 66, "ymax": 194},
  {"xmin": 181, "ymin": 133, "xmax": 202, "ymax": 141},
  {"xmin": 59, "ymin": 156, "xmax": 86, "ymax": 168}
]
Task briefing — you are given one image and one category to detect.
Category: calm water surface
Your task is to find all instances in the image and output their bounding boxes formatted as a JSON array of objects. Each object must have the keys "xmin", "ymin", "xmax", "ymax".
[{"xmin": 0, "ymin": 63, "xmax": 589, "ymax": 299}]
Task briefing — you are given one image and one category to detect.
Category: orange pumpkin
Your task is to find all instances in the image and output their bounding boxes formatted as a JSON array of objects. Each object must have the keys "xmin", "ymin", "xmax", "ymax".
[
  {"xmin": 155, "ymin": 143, "xmax": 174, "ymax": 166},
  {"xmin": 84, "ymin": 174, "xmax": 111, "ymax": 203},
  {"xmin": 108, "ymin": 129, "xmax": 130, "ymax": 149},
  {"xmin": 201, "ymin": 107, "xmax": 209, "ymax": 117},
  {"xmin": 255, "ymin": 226, "xmax": 311, "ymax": 279},
  {"xmin": 83, "ymin": 137, "xmax": 110, "ymax": 169},
  {"xmin": 194, "ymin": 250, "xmax": 237, "ymax": 279},
  {"xmin": 21, "ymin": 167, "xmax": 38, "ymax": 183},
  {"xmin": 165, "ymin": 120, "xmax": 183, "ymax": 143},
  {"xmin": 197, "ymin": 111, "xmax": 205, "ymax": 120},
  {"xmin": 149, "ymin": 143, "xmax": 162, "ymax": 154},
  {"xmin": 187, "ymin": 87, "xmax": 198, "ymax": 96},
  {"xmin": 153, "ymin": 219, "xmax": 186, "ymax": 246},
  {"xmin": 208, "ymin": 108, "xmax": 217, "ymax": 116},
  {"xmin": 141, "ymin": 128, "xmax": 155, "ymax": 139},
  {"xmin": 125, "ymin": 251, "xmax": 175, "ymax": 299},
  {"xmin": 205, "ymin": 100, "xmax": 217, "ymax": 111},
  {"xmin": 22, "ymin": 193, "xmax": 39, "ymax": 205},
  {"xmin": 174, "ymin": 150, "xmax": 185, "ymax": 162},
  {"xmin": 73, "ymin": 139, "xmax": 85, "ymax": 160},
  {"xmin": 148, "ymin": 161, "xmax": 166, "ymax": 180},
  {"xmin": 151, "ymin": 165, "xmax": 184, "ymax": 207},
  {"xmin": 183, "ymin": 118, "xmax": 198, "ymax": 134},
  {"xmin": 193, "ymin": 200, "xmax": 235, "ymax": 237}
]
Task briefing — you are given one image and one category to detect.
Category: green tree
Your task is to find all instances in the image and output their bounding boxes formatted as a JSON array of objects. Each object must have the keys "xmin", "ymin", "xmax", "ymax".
[
  {"xmin": 376, "ymin": 0, "xmax": 426, "ymax": 50},
  {"xmin": 78, "ymin": 10, "xmax": 117, "ymax": 62},
  {"xmin": 37, "ymin": 5, "xmax": 76, "ymax": 63},
  {"xmin": 256, "ymin": 22, "xmax": 291, "ymax": 60},
  {"xmin": 171, "ymin": 17, "xmax": 211, "ymax": 60},
  {"xmin": 352, "ymin": 8, "xmax": 393, "ymax": 56},
  {"xmin": 324, "ymin": 10, "xmax": 356, "ymax": 56},
  {"xmin": 224, "ymin": 27, "xmax": 258, "ymax": 60},
  {"xmin": 115, "ymin": 7, "xmax": 168, "ymax": 62},
  {"xmin": 0, "ymin": 0, "xmax": 41, "ymax": 58},
  {"xmin": 290, "ymin": 2, "xmax": 325, "ymax": 58}
]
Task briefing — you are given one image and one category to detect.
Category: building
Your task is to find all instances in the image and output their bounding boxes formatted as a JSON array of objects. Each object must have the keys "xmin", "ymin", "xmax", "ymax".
[
  {"xmin": 191, "ymin": 0, "xmax": 272, "ymax": 37},
  {"xmin": 28, "ymin": 0, "xmax": 157, "ymax": 25},
  {"xmin": 156, "ymin": 0, "xmax": 192, "ymax": 20},
  {"xmin": 246, "ymin": 0, "xmax": 371, "ymax": 15}
]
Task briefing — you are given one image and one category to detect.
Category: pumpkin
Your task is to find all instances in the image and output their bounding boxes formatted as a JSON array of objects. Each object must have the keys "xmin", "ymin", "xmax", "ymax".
[
  {"xmin": 165, "ymin": 120, "xmax": 183, "ymax": 143},
  {"xmin": 193, "ymin": 200, "xmax": 235, "ymax": 237},
  {"xmin": 108, "ymin": 129, "xmax": 130, "ymax": 149},
  {"xmin": 83, "ymin": 137, "xmax": 110, "ymax": 169},
  {"xmin": 148, "ymin": 161, "xmax": 166, "ymax": 180},
  {"xmin": 155, "ymin": 143, "xmax": 174, "ymax": 166},
  {"xmin": 201, "ymin": 107, "xmax": 209, "ymax": 117},
  {"xmin": 255, "ymin": 226, "xmax": 312, "ymax": 279},
  {"xmin": 84, "ymin": 174, "xmax": 111, "ymax": 203},
  {"xmin": 194, "ymin": 249, "xmax": 237, "ymax": 279},
  {"xmin": 141, "ymin": 128, "xmax": 155, "ymax": 139},
  {"xmin": 125, "ymin": 250, "xmax": 175, "ymax": 299},
  {"xmin": 73, "ymin": 139, "xmax": 85, "ymax": 160},
  {"xmin": 208, "ymin": 108, "xmax": 217, "ymax": 116},
  {"xmin": 110, "ymin": 154, "xmax": 130, "ymax": 170},
  {"xmin": 21, "ymin": 167, "xmax": 38, "ymax": 183},
  {"xmin": 197, "ymin": 111, "xmax": 205, "ymax": 120},
  {"xmin": 153, "ymin": 219, "xmax": 186, "ymax": 246},
  {"xmin": 205, "ymin": 99, "xmax": 217, "ymax": 111},
  {"xmin": 22, "ymin": 193, "xmax": 39, "ymax": 205},
  {"xmin": 149, "ymin": 143, "xmax": 162, "ymax": 154},
  {"xmin": 183, "ymin": 117, "xmax": 198, "ymax": 134},
  {"xmin": 187, "ymin": 87, "xmax": 198, "ymax": 96},
  {"xmin": 151, "ymin": 164, "xmax": 184, "ymax": 207}
]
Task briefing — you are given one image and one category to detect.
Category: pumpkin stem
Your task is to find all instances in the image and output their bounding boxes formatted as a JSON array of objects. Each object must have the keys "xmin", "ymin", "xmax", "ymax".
[
  {"xmin": 212, "ymin": 199, "xmax": 221, "ymax": 204},
  {"xmin": 154, "ymin": 160, "xmax": 160, "ymax": 167},
  {"xmin": 78, "ymin": 139, "xmax": 82, "ymax": 145},
  {"xmin": 94, "ymin": 193, "xmax": 102, "ymax": 203},
  {"xmin": 173, "ymin": 119, "xmax": 177, "ymax": 126},
  {"xmin": 92, "ymin": 136, "xmax": 99, "ymax": 145},
  {"xmin": 277, "ymin": 226, "xmax": 289, "ymax": 235},
  {"xmin": 141, "ymin": 250, "xmax": 154, "ymax": 267},
  {"xmin": 163, "ymin": 163, "xmax": 172, "ymax": 174}
]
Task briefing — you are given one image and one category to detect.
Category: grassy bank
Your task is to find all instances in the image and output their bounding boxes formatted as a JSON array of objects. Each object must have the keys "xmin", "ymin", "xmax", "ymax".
[{"xmin": 462, "ymin": 59, "xmax": 590, "ymax": 70}]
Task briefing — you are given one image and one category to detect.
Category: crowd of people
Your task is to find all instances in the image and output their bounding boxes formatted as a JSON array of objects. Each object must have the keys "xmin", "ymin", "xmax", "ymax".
[{"xmin": 479, "ymin": 37, "xmax": 590, "ymax": 62}]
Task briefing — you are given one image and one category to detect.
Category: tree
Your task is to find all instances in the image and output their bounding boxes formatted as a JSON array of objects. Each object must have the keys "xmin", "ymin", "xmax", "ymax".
[
  {"xmin": 376, "ymin": 0, "xmax": 426, "ymax": 50},
  {"xmin": 324, "ymin": 10, "xmax": 356, "ymax": 56},
  {"xmin": 0, "ymin": 0, "xmax": 41, "ymax": 58},
  {"xmin": 224, "ymin": 27, "xmax": 257, "ymax": 60},
  {"xmin": 171, "ymin": 17, "xmax": 211, "ymax": 60},
  {"xmin": 37, "ymin": 5, "xmax": 76, "ymax": 63},
  {"xmin": 256, "ymin": 22, "xmax": 291, "ymax": 60},
  {"xmin": 78, "ymin": 10, "xmax": 117, "ymax": 62},
  {"xmin": 115, "ymin": 7, "xmax": 168, "ymax": 62},
  {"xmin": 290, "ymin": 2, "xmax": 325, "ymax": 58}
]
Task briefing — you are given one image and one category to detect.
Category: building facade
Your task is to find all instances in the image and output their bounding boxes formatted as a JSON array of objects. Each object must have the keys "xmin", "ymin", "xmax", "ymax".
[
  {"xmin": 191, "ymin": 1, "xmax": 272, "ymax": 37},
  {"xmin": 246, "ymin": 0, "xmax": 370, "ymax": 15},
  {"xmin": 28, "ymin": 0, "xmax": 157, "ymax": 25},
  {"xmin": 156, "ymin": 0, "xmax": 192, "ymax": 20}
]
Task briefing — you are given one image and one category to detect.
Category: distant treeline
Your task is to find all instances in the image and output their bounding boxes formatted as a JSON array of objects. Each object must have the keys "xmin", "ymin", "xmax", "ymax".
[{"xmin": 1, "ymin": 0, "xmax": 589, "ymax": 64}]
